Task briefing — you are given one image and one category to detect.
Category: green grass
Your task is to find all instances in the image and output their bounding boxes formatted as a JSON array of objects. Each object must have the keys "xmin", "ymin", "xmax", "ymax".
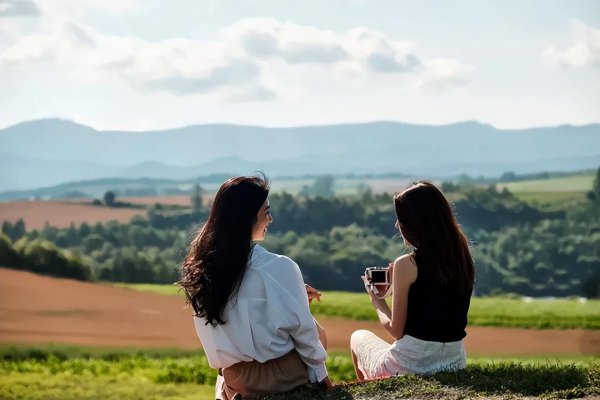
[
  {"xmin": 467, "ymin": 296, "xmax": 600, "ymax": 329},
  {"xmin": 263, "ymin": 361, "xmax": 600, "ymax": 399},
  {"xmin": 510, "ymin": 190, "xmax": 587, "ymax": 205},
  {"xmin": 311, "ymin": 292, "xmax": 600, "ymax": 329},
  {"xmin": 497, "ymin": 173, "xmax": 595, "ymax": 193},
  {"xmin": 116, "ymin": 284, "xmax": 600, "ymax": 330},
  {"xmin": 112, "ymin": 282, "xmax": 184, "ymax": 296},
  {"xmin": 496, "ymin": 173, "xmax": 594, "ymax": 207},
  {"xmin": 1, "ymin": 345, "xmax": 598, "ymax": 400}
]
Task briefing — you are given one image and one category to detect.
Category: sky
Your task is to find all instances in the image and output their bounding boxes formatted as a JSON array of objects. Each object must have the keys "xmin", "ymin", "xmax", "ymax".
[{"xmin": 0, "ymin": 0, "xmax": 599, "ymax": 131}]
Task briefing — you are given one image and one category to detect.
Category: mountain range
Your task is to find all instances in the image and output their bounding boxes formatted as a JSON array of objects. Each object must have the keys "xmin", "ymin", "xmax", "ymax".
[{"xmin": 1, "ymin": 118, "xmax": 599, "ymax": 191}]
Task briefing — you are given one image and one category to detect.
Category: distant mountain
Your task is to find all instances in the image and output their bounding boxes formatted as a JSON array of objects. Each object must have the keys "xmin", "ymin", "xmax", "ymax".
[{"xmin": 1, "ymin": 118, "xmax": 599, "ymax": 191}]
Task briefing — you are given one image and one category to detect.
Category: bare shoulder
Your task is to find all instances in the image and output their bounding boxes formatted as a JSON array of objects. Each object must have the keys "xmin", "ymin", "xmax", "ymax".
[{"xmin": 393, "ymin": 254, "xmax": 418, "ymax": 283}]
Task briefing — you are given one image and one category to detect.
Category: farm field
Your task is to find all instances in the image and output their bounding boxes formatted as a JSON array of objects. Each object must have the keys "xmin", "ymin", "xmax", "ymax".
[
  {"xmin": 2, "ymin": 269, "xmax": 600, "ymax": 400},
  {"xmin": 497, "ymin": 173, "xmax": 595, "ymax": 193},
  {"xmin": 0, "ymin": 200, "xmax": 146, "ymax": 230},
  {"xmin": 496, "ymin": 172, "xmax": 595, "ymax": 205},
  {"xmin": 2, "ymin": 269, "xmax": 599, "ymax": 354}
]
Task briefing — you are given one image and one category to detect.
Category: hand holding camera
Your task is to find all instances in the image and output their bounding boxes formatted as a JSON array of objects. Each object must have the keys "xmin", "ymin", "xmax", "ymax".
[{"xmin": 364, "ymin": 266, "xmax": 392, "ymax": 299}]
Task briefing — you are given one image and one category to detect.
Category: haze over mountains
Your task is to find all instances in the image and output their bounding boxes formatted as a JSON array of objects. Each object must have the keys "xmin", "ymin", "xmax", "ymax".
[{"xmin": 1, "ymin": 118, "xmax": 599, "ymax": 192}]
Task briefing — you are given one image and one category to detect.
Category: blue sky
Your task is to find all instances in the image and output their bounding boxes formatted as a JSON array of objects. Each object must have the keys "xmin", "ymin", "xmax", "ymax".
[{"xmin": 0, "ymin": 0, "xmax": 599, "ymax": 130}]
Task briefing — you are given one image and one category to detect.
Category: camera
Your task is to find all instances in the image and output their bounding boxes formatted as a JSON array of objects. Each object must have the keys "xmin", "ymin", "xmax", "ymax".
[
  {"xmin": 365, "ymin": 266, "xmax": 389, "ymax": 284},
  {"xmin": 365, "ymin": 266, "xmax": 391, "ymax": 298}
]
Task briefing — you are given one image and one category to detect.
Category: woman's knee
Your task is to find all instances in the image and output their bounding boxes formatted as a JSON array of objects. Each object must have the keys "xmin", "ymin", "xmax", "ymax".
[{"xmin": 350, "ymin": 329, "xmax": 372, "ymax": 352}]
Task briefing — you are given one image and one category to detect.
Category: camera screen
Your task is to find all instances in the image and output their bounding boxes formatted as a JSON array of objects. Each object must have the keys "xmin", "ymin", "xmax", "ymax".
[{"xmin": 370, "ymin": 270, "xmax": 387, "ymax": 283}]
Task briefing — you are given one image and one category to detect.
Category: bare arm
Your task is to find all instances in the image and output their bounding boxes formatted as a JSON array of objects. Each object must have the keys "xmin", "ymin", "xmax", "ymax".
[{"xmin": 364, "ymin": 255, "xmax": 417, "ymax": 340}]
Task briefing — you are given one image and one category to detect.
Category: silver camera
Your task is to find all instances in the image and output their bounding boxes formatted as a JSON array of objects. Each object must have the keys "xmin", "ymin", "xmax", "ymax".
[
  {"xmin": 365, "ymin": 266, "xmax": 391, "ymax": 298},
  {"xmin": 365, "ymin": 266, "xmax": 389, "ymax": 284}
]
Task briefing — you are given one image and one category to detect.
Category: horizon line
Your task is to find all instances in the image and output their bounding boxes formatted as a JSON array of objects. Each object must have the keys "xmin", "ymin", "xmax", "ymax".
[{"xmin": 2, "ymin": 117, "xmax": 600, "ymax": 133}]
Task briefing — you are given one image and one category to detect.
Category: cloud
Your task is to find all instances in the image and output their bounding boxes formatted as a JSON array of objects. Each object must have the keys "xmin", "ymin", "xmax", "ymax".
[
  {"xmin": 347, "ymin": 28, "xmax": 421, "ymax": 73},
  {"xmin": 229, "ymin": 18, "xmax": 348, "ymax": 64},
  {"xmin": 131, "ymin": 58, "xmax": 261, "ymax": 95},
  {"xmin": 0, "ymin": 0, "xmax": 39, "ymax": 17},
  {"xmin": 35, "ymin": 0, "xmax": 138, "ymax": 19},
  {"xmin": 225, "ymin": 84, "xmax": 277, "ymax": 102},
  {"xmin": 415, "ymin": 59, "xmax": 475, "ymax": 92},
  {"xmin": 1, "ymin": 33, "xmax": 55, "ymax": 63},
  {"xmin": 0, "ymin": 14, "xmax": 473, "ymax": 97},
  {"xmin": 543, "ymin": 21, "xmax": 600, "ymax": 68}
]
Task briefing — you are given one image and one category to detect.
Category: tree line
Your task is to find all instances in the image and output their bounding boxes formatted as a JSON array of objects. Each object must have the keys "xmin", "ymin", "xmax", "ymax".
[{"xmin": 1, "ymin": 171, "xmax": 599, "ymax": 297}]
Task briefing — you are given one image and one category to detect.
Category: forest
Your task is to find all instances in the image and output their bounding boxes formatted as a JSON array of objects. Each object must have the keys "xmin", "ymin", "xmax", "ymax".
[{"xmin": 1, "ymin": 170, "xmax": 599, "ymax": 298}]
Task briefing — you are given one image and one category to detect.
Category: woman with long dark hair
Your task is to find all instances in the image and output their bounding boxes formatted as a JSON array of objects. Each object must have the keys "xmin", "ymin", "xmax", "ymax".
[
  {"xmin": 180, "ymin": 175, "xmax": 331, "ymax": 400},
  {"xmin": 351, "ymin": 180, "xmax": 475, "ymax": 379}
]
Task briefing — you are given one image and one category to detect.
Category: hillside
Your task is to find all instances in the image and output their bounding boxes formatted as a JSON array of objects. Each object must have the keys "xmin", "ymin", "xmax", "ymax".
[{"xmin": 1, "ymin": 119, "xmax": 599, "ymax": 191}]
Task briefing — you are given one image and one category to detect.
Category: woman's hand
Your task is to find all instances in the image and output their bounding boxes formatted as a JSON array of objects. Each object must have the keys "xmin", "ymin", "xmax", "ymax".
[
  {"xmin": 361, "ymin": 274, "xmax": 387, "ymax": 305},
  {"xmin": 361, "ymin": 274, "xmax": 373, "ymax": 294},
  {"xmin": 321, "ymin": 376, "xmax": 334, "ymax": 389},
  {"xmin": 305, "ymin": 284, "xmax": 322, "ymax": 304}
]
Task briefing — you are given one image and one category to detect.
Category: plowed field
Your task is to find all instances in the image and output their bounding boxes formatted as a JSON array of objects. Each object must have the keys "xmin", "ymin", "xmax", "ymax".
[
  {"xmin": 0, "ymin": 201, "xmax": 146, "ymax": 230},
  {"xmin": 1, "ymin": 268, "xmax": 598, "ymax": 355}
]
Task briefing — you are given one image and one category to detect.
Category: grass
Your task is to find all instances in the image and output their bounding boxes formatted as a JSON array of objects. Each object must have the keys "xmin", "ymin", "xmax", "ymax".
[
  {"xmin": 495, "ymin": 172, "xmax": 594, "ymax": 207},
  {"xmin": 1, "ymin": 345, "xmax": 598, "ymax": 400},
  {"xmin": 116, "ymin": 284, "xmax": 600, "ymax": 330},
  {"xmin": 497, "ymin": 173, "xmax": 595, "ymax": 193},
  {"xmin": 509, "ymin": 190, "xmax": 586, "ymax": 205},
  {"xmin": 112, "ymin": 282, "xmax": 183, "ymax": 296},
  {"xmin": 263, "ymin": 362, "xmax": 600, "ymax": 399}
]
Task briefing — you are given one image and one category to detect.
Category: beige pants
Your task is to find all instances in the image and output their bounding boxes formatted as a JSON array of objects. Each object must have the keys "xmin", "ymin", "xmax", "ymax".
[{"xmin": 216, "ymin": 319, "xmax": 327, "ymax": 400}]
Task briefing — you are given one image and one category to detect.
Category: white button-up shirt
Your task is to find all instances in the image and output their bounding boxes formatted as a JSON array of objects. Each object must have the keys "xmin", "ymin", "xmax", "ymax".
[{"xmin": 194, "ymin": 245, "xmax": 328, "ymax": 382}]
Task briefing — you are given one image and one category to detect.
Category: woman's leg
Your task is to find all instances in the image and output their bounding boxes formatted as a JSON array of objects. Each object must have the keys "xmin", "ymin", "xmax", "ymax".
[
  {"xmin": 350, "ymin": 329, "xmax": 394, "ymax": 380},
  {"xmin": 351, "ymin": 348, "xmax": 365, "ymax": 381}
]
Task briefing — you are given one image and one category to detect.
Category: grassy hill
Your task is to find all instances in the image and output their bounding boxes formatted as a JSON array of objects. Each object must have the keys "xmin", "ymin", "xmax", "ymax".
[
  {"xmin": 496, "ymin": 171, "xmax": 595, "ymax": 205},
  {"xmin": 1, "ymin": 345, "xmax": 598, "ymax": 400}
]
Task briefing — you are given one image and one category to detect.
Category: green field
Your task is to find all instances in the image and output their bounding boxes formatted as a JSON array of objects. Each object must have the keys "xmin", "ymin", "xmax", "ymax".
[
  {"xmin": 116, "ymin": 284, "xmax": 600, "ymax": 330},
  {"xmin": 1, "ymin": 345, "xmax": 598, "ymax": 400},
  {"xmin": 498, "ymin": 174, "xmax": 595, "ymax": 193},
  {"xmin": 496, "ymin": 172, "xmax": 595, "ymax": 206}
]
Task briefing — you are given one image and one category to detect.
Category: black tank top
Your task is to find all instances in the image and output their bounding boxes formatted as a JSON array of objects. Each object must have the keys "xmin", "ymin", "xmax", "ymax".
[{"xmin": 403, "ymin": 262, "xmax": 472, "ymax": 343}]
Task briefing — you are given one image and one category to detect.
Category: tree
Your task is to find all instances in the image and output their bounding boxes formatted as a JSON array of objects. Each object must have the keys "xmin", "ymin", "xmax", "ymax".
[
  {"xmin": 312, "ymin": 175, "xmax": 335, "ymax": 198},
  {"xmin": 191, "ymin": 183, "xmax": 204, "ymax": 213},
  {"xmin": 2, "ymin": 219, "xmax": 26, "ymax": 242},
  {"xmin": 0, "ymin": 233, "xmax": 20, "ymax": 267},
  {"xmin": 104, "ymin": 191, "xmax": 116, "ymax": 207},
  {"xmin": 356, "ymin": 183, "xmax": 373, "ymax": 201},
  {"xmin": 500, "ymin": 171, "xmax": 517, "ymax": 182},
  {"xmin": 589, "ymin": 166, "xmax": 600, "ymax": 202}
]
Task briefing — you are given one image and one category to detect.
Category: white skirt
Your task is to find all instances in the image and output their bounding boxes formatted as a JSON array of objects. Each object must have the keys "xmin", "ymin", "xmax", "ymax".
[{"xmin": 350, "ymin": 330, "xmax": 466, "ymax": 379}]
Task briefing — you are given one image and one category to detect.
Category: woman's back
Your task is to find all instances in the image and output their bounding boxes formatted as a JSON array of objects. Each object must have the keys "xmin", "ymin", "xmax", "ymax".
[
  {"xmin": 195, "ymin": 245, "xmax": 327, "ymax": 374},
  {"xmin": 403, "ymin": 263, "xmax": 471, "ymax": 343}
]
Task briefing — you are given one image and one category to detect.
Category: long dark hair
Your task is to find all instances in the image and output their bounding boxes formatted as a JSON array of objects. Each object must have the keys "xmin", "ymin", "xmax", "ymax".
[
  {"xmin": 180, "ymin": 175, "xmax": 270, "ymax": 326},
  {"xmin": 394, "ymin": 181, "xmax": 475, "ymax": 293}
]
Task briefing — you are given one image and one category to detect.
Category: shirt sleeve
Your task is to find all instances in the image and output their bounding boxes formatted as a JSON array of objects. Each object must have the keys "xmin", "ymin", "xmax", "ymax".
[{"xmin": 266, "ymin": 256, "xmax": 329, "ymax": 382}]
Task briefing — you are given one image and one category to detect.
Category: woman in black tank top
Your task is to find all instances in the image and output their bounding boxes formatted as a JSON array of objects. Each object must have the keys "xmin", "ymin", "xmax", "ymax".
[{"xmin": 350, "ymin": 181, "xmax": 475, "ymax": 380}]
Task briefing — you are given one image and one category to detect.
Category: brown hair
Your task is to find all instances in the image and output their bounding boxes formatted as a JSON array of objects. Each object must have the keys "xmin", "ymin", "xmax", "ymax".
[
  {"xmin": 179, "ymin": 174, "xmax": 270, "ymax": 326},
  {"xmin": 394, "ymin": 181, "xmax": 475, "ymax": 293}
]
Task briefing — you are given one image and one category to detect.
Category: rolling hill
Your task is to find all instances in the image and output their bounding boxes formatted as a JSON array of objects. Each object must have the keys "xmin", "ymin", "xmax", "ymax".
[{"xmin": 1, "ymin": 118, "xmax": 598, "ymax": 191}]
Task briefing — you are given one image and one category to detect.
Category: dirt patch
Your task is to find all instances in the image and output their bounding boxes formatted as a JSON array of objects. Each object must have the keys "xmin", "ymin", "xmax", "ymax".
[
  {"xmin": 0, "ymin": 200, "xmax": 146, "ymax": 230},
  {"xmin": 1, "ymin": 268, "xmax": 598, "ymax": 355}
]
